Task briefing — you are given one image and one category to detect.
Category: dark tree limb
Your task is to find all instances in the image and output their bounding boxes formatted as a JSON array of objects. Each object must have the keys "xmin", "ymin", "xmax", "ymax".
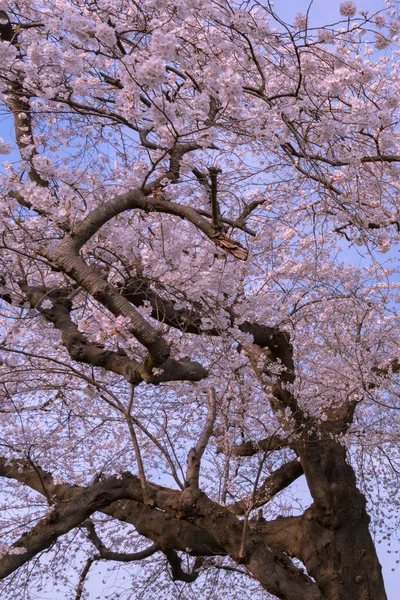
[
  {"xmin": 185, "ymin": 388, "xmax": 217, "ymax": 489},
  {"xmin": 120, "ymin": 276, "xmax": 207, "ymax": 335},
  {"xmin": 0, "ymin": 11, "xmax": 48, "ymax": 189},
  {"xmin": 0, "ymin": 474, "xmax": 140, "ymax": 579},
  {"xmin": 177, "ymin": 488, "xmax": 322, "ymax": 600},
  {"xmin": 102, "ymin": 498, "xmax": 225, "ymax": 557},
  {"xmin": 84, "ymin": 520, "xmax": 160, "ymax": 562},
  {"xmin": 0, "ymin": 457, "xmax": 226, "ymax": 560},
  {"xmin": 229, "ymin": 458, "xmax": 304, "ymax": 516},
  {"xmin": 45, "ymin": 190, "xmax": 248, "ymax": 367},
  {"xmin": 75, "ymin": 556, "xmax": 96, "ymax": 600},
  {"xmin": 120, "ymin": 276, "xmax": 295, "ymax": 354},
  {"xmin": 0, "ymin": 457, "xmax": 322, "ymax": 599},
  {"xmin": 164, "ymin": 549, "xmax": 202, "ymax": 583},
  {"xmin": 208, "ymin": 166, "xmax": 222, "ymax": 230},
  {"xmin": 224, "ymin": 435, "xmax": 288, "ymax": 457},
  {"xmin": 19, "ymin": 283, "xmax": 207, "ymax": 385}
]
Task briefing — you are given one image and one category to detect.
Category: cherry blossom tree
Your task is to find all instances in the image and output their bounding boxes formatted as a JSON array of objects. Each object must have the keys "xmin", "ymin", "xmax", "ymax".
[{"xmin": 0, "ymin": 1, "xmax": 400, "ymax": 598}]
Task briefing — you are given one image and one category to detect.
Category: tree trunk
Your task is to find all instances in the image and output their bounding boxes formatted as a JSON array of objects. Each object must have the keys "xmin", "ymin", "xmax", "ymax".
[{"xmin": 298, "ymin": 438, "xmax": 387, "ymax": 600}]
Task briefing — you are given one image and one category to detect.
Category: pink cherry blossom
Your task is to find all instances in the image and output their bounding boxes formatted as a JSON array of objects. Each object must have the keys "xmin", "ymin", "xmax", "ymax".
[
  {"xmin": 0, "ymin": 2, "xmax": 398, "ymax": 599},
  {"xmin": 339, "ymin": 1, "xmax": 357, "ymax": 17}
]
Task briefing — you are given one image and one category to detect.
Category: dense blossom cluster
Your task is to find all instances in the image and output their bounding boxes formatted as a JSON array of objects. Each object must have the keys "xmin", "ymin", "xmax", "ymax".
[
  {"xmin": 339, "ymin": 1, "xmax": 358, "ymax": 17},
  {"xmin": 0, "ymin": 1, "xmax": 399, "ymax": 599}
]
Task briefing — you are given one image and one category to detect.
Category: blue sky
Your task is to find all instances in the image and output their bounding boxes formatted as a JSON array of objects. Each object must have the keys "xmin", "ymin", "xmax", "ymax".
[{"xmin": 276, "ymin": 0, "xmax": 389, "ymax": 23}]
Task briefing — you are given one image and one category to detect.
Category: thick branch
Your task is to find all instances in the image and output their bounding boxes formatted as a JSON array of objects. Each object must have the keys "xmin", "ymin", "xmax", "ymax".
[
  {"xmin": 0, "ymin": 474, "xmax": 137, "ymax": 579},
  {"xmin": 229, "ymin": 458, "xmax": 304, "ymax": 516},
  {"xmin": 0, "ymin": 456, "xmax": 321, "ymax": 598},
  {"xmin": 0, "ymin": 12, "xmax": 48, "ymax": 189},
  {"xmin": 120, "ymin": 276, "xmax": 207, "ymax": 335},
  {"xmin": 225, "ymin": 435, "xmax": 288, "ymax": 457},
  {"xmin": 120, "ymin": 278, "xmax": 296, "ymax": 357},
  {"xmin": 50, "ymin": 189, "xmax": 248, "ymax": 268},
  {"xmin": 0, "ymin": 454, "xmax": 325, "ymax": 599},
  {"xmin": 47, "ymin": 247, "xmax": 171, "ymax": 367},
  {"xmin": 0, "ymin": 456, "xmax": 61, "ymax": 499},
  {"xmin": 185, "ymin": 388, "xmax": 217, "ymax": 489},
  {"xmin": 0, "ymin": 457, "xmax": 226, "ymax": 559},
  {"xmin": 164, "ymin": 549, "xmax": 202, "ymax": 582},
  {"xmin": 45, "ymin": 190, "xmax": 248, "ymax": 366},
  {"xmin": 20, "ymin": 284, "xmax": 207, "ymax": 385},
  {"xmin": 177, "ymin": 488, "xmax": 322, "ymax": 600},
  {"xmin": 102, "ymin": 498, "xmax": 225, "ymax": 557}
]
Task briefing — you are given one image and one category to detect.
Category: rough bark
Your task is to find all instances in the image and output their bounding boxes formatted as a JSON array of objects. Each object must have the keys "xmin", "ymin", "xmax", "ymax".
[{"xmin": 297, "ymin": 439, "xmax": 387, "ymax": 600}]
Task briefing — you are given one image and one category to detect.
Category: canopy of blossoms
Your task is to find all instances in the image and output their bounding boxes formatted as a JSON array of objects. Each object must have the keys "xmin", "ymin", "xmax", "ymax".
[{"xmin": 0, "ymin": 1, "xmax": 399, "ymax": 599}]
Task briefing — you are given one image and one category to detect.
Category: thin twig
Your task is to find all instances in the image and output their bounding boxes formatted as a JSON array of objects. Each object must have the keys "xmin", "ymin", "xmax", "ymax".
[
  {"xmin": 125, "ymin": 385, "xmax": 150, "ymax": 505},
  {"xmin": 75, "ymin": 556, "xmax": 96, "ymax": 600}
]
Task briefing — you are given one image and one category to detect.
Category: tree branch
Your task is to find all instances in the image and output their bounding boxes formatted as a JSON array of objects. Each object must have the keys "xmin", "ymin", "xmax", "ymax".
[
  {"xmin": 120, "ymin": 276, "xmax": 207, "ymax": 335},
  {"xmin": 50, "ymin": 188, "xmax": 248, "ymax": 271},
  {"xmin": 0, "ymin": 457, "xmax": 225, "ymax": 559},
  {"xmin": 0, "ymin": 456, "xmax": 322, "ymax": 599},
  {"xmin": 75, "ymin": 556, "xmax": 96, "ymax": 600},
  {"xmin": 164, "ymin": 548, "xmax": 202, "ymax": 582},
  {"xmin": 0, "ymin": 11, "xmax": 48, "ymax": 189},
  {"xmin": 185, "ymin": 388, "xmax": 217, "ymax": 489},
  {"xmin": 19, "ymin": 283, "xmax": 207, "ymax": 385},
  {"xmin": 224, "ymin": 435, "xmax": 288, "ymax": 457},
  {"xmin": 102, "ymin": 498, "xmax": 225, "ymax": 557},
  {"xmin": 229, "ymin": 458, "xmax": 304, "ymax": 516},
  {"xmin": 84, "ymin": 520, "xmax": 160, "ymax": 562},
  {"xmin": 0, "ymin": 474, "xmax": 139, "ymax": 579},
  {"xmin": 208, "ymin": 167, "xmax": 222, "ymax": 230},
  {"xmin": 177, "ymin": 488, "xmax": 322, "ymax": 600}
]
